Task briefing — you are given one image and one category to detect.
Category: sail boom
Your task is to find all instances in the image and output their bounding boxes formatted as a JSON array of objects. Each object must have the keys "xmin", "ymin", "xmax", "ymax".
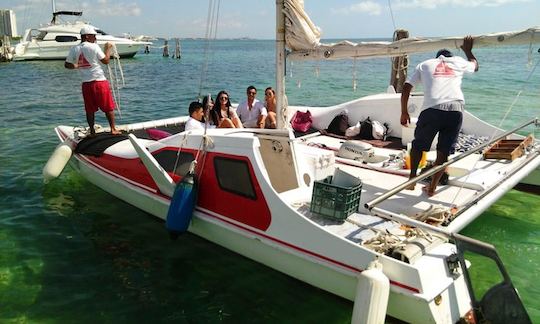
[{"xmin": 287, "ymin": 27, "xmax": 540, "ymax": 61}]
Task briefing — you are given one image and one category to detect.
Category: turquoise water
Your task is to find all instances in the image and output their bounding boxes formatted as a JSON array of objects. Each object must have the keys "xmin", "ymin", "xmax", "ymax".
[{"xmin": 1, "ymin": 40, "xmax": 539, "ymax": 322}]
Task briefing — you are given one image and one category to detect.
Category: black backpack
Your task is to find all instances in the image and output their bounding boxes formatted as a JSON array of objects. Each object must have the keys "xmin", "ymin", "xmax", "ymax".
[
  {"xmin": 326, "ymin": 114, "xmax": 350, "ymax": 136},
  {"xmin": 358, "ymin": 117, "xmax": 374, "ymax": 140}
]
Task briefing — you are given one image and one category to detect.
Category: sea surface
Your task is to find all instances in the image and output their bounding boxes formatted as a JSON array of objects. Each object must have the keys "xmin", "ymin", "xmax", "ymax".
[{"xmin": 1, "ymin": 39, "xmax": 539, "ymax": 323}]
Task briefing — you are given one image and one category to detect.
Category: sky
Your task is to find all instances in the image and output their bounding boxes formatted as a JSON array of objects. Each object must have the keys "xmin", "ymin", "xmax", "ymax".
[{"xmin": 3, "ymin": 0, "xmax": 540, "ymax": 39}]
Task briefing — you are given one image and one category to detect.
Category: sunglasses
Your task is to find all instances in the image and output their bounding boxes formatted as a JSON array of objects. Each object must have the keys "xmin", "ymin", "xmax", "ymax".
[{"xmin": 220, "ymin": 96, "xmax": 228, "ymax": 100}]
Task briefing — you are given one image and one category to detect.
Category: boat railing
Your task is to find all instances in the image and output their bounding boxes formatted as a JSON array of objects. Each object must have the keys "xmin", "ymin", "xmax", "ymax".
[
  {"xmin": 369, "ymin": 188, "xmax": 533, "ymax": 323},
  {"xmin": 364, "ymin": 117, "xmax": 538, "ymax": 211}
]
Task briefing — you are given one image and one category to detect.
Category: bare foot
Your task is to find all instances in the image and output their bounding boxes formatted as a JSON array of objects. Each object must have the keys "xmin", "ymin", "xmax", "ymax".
[
  {"xmin": 405, "ymin": 183, "xmax": 416, "ymax": 190},
  {"xmin": 422, "ymin": 186, "xmax": 435, "ymax": 197},
  {"xmin": 110, "ymin": 129, "xmax": 122, "ymax": 135}
]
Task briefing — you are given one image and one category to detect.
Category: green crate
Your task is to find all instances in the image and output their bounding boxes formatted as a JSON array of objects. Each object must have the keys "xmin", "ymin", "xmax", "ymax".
[{"xmin": 310, "ymin": 175, "xmax": 362, "ymax": 220}]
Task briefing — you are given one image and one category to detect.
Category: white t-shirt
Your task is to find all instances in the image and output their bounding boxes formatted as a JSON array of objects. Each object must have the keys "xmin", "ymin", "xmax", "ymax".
[
  {"xmin": 406, "ymin": 55, "xmax": 476, "ymax": 111},
  {"xmin": 185, "ymin": 117, "xmax": 206, "ymax": 131},
  {"xmin": 66, "ymin": 42, "xmax": 106, "ymax": 83},
  {"xmin": 236, "ymin": 99, "xmax": 268, "ymax": 128}
]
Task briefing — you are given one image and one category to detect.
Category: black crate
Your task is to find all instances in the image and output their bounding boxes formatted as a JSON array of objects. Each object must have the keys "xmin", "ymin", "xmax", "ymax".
[{"xmin": 310, "ymin": 175, "xmax": 362, "ymax": 220}]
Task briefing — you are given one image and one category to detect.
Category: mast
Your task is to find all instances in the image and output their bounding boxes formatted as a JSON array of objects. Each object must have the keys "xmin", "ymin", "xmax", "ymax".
[
  {"xmin": 275, "ymin": 0, "xmax": 286, "ymax": 129},
  {"xmin": 389, "ymin": 29, "xmax": 409, "ymax": 93},
  {"xmin": 52, "ymin": 0, "xmax": 56, "ymax": 15}
]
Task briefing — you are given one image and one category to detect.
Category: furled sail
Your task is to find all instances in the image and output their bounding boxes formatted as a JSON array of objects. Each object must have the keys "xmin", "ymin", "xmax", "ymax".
[
  {"xmin": 283, "ymin": 0, "xmax": 320, "ymax": 50},
  {"xmin": 283, "ymin": 0, "xmax": 540, "ymax": 61}
]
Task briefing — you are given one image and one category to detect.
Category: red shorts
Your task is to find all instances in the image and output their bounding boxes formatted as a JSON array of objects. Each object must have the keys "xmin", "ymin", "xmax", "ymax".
[{"xmin": 82, "ymin": 80, "xmax": 115, "ymax": 113}]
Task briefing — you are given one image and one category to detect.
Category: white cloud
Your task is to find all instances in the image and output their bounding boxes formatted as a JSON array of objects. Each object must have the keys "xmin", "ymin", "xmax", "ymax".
[
  {"xmin": 330, "ymin": 0, "xmax": 529, "ymax": 14},
  {"xmin": 331, "ymin": 1, "xmax": 383, "ymax": 15},
  {"xmin": 83, "ymin": 0, "xmax": 142, "ymax": 17},
  {"xmin": 393, "ymin": 0, "xmax": 530, "ymax": 9}
]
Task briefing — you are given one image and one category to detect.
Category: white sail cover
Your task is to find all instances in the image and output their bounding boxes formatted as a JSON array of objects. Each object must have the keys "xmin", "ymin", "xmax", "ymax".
[
  {"xmin": 283, "ymin": 0, "xmax": 540, "ymax": 61},
  {"xmin": 283, "ymin": 0, "xmax": 320, "ymax": 50}
]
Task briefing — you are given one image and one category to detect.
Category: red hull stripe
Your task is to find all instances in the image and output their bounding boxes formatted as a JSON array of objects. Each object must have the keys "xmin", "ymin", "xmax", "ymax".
[
  {"xmin": 195, "ymin": 207, "xmax": 421, "ymax": 294},
  {"xmin": 58, "ymin": 129, "xmax": 420, "ymax": 294}
]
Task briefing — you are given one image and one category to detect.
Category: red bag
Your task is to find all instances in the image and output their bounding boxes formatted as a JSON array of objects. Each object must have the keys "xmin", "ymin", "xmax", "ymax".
[{"xmin": 291, "ymin": 110, "xmax": 312, "ymax": 133}]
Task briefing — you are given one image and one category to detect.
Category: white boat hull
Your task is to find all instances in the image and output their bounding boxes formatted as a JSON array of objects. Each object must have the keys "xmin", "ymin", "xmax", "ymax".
[
  {"xmin": 50, "ymin": 91, "xmax": 537, "ymax": 323},
  {"xmin": 68, "ymin": 150, "xmax": 471, "ymax": 323},
  {"xmin": 13, "ymin": 22, "xmax": 148, "ymax": 61}
]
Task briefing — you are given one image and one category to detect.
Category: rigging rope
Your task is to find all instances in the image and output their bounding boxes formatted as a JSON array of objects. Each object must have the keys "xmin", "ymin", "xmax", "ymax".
[
  {"xmin": 107, "ymin": 44, "xmax": 125, "ymax": 118},
  {"xmin": 387, "ymin": 0, "xmax": 397, "ymax": 32},
  {"xmin": 449, "ymin": 52, "xmax": 540, "ymax": 207},
  {"xmin": 198, "ymin": 0, "xmax": 221, "ymax": 99}
]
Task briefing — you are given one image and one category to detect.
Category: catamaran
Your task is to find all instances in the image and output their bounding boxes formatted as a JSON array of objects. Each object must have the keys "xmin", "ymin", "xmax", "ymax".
[{"xmin": 44, "ymin": 1, "xmax": 539, "ymax": 323}]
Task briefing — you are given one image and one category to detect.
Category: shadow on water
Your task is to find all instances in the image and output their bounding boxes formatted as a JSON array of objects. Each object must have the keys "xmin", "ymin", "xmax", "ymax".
[
  {"xmin": 7, "ymin": 170, "xmax": 352, "ymax": 323},
  {"xmin": 461, "ymin": 189, "xmax": 540, "ymax": 321}
]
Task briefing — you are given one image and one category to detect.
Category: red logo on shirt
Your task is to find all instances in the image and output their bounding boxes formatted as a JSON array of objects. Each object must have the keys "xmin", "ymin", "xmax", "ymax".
[
  {"xmin": 77, "ymin": 53, "xmax": 91, "ymax": 68},
  {"xmin": 433, "ymin": 61, "xmax": 455, "ymax": 77}
]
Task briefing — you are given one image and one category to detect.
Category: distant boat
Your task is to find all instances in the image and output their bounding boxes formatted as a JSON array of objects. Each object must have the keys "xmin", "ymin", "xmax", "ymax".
[
  {"xmin": 131, "ymin": 35, "xmax": 158, "ymax": 42},
  {"xmin": 13, "ymin": 2, "xmax": 149, "ymax": 61}
]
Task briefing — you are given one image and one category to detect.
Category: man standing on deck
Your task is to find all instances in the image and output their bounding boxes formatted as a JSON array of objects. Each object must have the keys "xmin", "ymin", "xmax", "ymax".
[
  {"xmin": 65, "ymin": 26, "xmax": 120, "ymax": 136},
  {"xmin": 400, "ymin": 36, "xmax": 478, "ymax": 196}
]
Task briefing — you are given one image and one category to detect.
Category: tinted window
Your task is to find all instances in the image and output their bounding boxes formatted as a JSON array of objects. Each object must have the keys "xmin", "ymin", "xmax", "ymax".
[
  {"xmin": 34, "ymin": 30, "xmax": 46, "ymax": 40},
  {"xmin": 55, "ymin": 35, "xmax": 78, "ymax": 42},
  {"xmin": 214, "ymin": 157, "xmax": 256, "ymax": 200},
  {"xmin": 153, "ymin": 150, "xmax": 194, "ymax": 177}
]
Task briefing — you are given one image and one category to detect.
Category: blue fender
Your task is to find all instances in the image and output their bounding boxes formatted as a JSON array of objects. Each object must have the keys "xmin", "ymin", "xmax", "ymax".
[{"xmin": 166, "ymin": 172, "xmax": 197, "ymax": 238}]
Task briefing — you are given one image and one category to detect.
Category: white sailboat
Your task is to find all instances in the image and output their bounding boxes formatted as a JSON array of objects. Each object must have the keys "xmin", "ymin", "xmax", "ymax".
[
  {"xmin": 44, "ymin": 1, "xmax": 539, "ymax": 322},
  {"xmin": 13, "ymin": 0, "xmax": 149, "ymax": 61}
]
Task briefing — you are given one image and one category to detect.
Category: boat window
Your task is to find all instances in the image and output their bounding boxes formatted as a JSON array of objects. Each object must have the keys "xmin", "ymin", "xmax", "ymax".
[
  {"xmin": 153, "ymin": 150, "xmax": 194, "ymax": 177},
  {"xmin": 55, "ymin": 35, "xmax": 78, "ymax": 42},
  {"xmin": 30, "ymin": 30, "xmax": 46, "ymax": 41},
  {"xmin": 95, "ymin": 29, "xmax": 108, "ymax": 35},
  {"xmin": 214, "ymin": 157, "xmax": 256, "ymax": 200}
]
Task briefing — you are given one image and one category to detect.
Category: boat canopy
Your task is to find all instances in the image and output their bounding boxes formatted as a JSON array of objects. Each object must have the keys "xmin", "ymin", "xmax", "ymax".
[
  {"xmin": 51, "ymin": 11, "xmax": 83, "ymax": 24},
  {"xmin": 283, "ymin": 0, "xmax": 540, "ymax": 61}
]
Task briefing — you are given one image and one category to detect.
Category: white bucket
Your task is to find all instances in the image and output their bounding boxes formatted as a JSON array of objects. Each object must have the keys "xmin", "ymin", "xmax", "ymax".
[
  {"xmin": 400, "ymin": 118, "xmax": 437, "ymax": 151},
  {"xmin": 401, "ymin": 122, "xmax": 416, "ymax": 147}
]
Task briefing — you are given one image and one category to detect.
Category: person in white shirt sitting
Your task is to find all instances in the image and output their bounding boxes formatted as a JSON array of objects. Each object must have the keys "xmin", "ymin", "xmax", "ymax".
[
  {"xmin": 185, "ymin": 101, "xmax": 206, "ymax": 131},
  {"xmin": 236, "ymin": 86, "xmax": 267, "ymax": 128}
]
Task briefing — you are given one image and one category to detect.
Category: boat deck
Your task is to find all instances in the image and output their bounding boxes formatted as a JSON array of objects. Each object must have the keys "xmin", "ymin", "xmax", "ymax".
[{"xmin": 285, "ymin": 133, "xmax": 539, "ymax": 239}]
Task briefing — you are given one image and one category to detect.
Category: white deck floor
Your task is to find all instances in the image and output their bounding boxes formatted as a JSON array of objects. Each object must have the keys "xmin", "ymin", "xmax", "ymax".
[{"xmin": 286, "ymin": 134, "xmax": 538, "ymax": 250}]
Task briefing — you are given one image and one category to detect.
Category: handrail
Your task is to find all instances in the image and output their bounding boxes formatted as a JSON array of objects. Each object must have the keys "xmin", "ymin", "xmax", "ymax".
[{"xmin": 365, "ymin": 117, "xmax": 538, "ymax": 210}]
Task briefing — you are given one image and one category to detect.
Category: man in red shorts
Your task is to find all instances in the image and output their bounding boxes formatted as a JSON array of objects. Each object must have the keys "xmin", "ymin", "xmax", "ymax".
[{"xmin": 65, "ymin": 26, "xmax": 120, "ymax": 135}]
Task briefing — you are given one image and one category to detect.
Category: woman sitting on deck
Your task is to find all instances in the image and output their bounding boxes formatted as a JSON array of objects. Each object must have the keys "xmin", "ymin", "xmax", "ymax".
[
  {"xmin": 210, "ymin": 90, "xmax": 242, "ymax": 128},
  {"xmin": 264, "ymin": 87, "xmax": 277, "ymax": 129}
]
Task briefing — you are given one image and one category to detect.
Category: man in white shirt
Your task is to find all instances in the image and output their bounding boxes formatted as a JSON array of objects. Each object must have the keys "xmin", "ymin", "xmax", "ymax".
[
  {"xmin": 65, "ymin": 26, "xmax": 119, "ymax": 135},
  {"xmin": 236, "ymin": 85, "xmax": 267, "ymax": 128},
  {"xmin": 401, "ymin": 36, "xmax": 478, "ymax": 196},
  {"xmin": 185, "ymin": 101, "xmax": 206, "ymax": 131}
]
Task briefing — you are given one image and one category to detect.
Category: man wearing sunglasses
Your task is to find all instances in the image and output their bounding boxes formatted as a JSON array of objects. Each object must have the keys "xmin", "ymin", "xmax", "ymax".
[{"xmin": 236, "ymin": 85, "xmax": 268, "ymax": 128}]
